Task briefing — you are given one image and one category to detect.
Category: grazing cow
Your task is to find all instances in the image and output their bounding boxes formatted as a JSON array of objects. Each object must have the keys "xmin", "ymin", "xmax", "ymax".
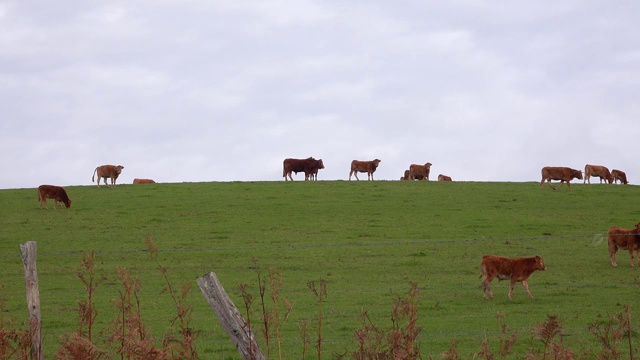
[
  {"xmin": 133, "ymin": 178, "xmax": 155, "ymax": 184},
  {"xmin": 540, "ymin": 166, "xmax": 583, "ymax": 190},
  {"xmin": 282, "ymin": 157, "xmax": 325, "ymax": 181},
  {"xmin": 480, "ymin": 255, "xmax": 547, "ymax": 300},
  {"xmin": 437, "ymin": 174, "xmax": 452, "ymax": 182},
  {"xmin": 607, "ymin": 223, "xmax": 640, "ymax": 267},
  {"xmin": 38, "ymin": 185, "xmax": 71, "ymax": 209},
  {"xmin": 409, "ymin": 162, "xmax": 432, "ymax": 181},
  {"xmin": 349, "ymin": 159, "xmax": 381, "ymax": 181},
  {"xmin": 93, "ymin": 165, "xmax": 124, "ymax": 188},
  {"xmin": 612, "ymin": 169, "xmax": 628, "ymax": 185},
  {"xmin": 584, "ymin": 164, "xmax": 613, "ymax": 184}
]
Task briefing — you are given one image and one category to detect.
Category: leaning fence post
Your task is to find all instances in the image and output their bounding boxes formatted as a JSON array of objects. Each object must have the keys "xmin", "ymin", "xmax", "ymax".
[
  {"xmin": 20, "ymin": 241, "xmax": 43, "ymax": 360},
  {"xmin": 197, "ymin": 272, "xmax": 265, "ymax": 360}
]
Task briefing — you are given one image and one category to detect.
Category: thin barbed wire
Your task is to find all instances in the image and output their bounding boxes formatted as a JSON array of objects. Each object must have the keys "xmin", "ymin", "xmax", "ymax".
[{"xmin": 0, "ymin": 233, "xmax": 606, "ymax": 259}]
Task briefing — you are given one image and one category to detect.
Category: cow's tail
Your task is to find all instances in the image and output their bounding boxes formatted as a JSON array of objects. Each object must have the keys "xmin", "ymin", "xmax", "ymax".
[{"xmin": 92, "ymin": 167, "xmax": 98, "ymax": 182}]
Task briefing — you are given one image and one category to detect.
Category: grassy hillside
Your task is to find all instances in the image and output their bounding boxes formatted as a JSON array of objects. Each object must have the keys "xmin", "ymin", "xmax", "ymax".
[{"xmin": 1, "ymin": 180, "xmax": 639, "ymax": 358}]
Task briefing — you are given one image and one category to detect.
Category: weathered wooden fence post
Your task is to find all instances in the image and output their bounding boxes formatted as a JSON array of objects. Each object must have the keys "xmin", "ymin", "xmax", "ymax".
[
  {"xmin": 197, "ymin": 272, "xmax": 265, "ymax": 360},
  {"xmin": 20, "ymin": 241, "xmax": 43, "ymax": 360}
]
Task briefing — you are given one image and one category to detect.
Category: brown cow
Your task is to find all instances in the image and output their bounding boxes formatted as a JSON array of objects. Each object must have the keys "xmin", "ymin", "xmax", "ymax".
[
  {"xmin": 409, "ymin": 162, "xmax": 432, "ymax": 181},
  {"xmin": 133, "ymin": 178, "xmax": 155, "ymax": 184},
  {"xmin": 93, "ymin": 165, "xmax": 124, "ymax": 188},
  {"xmin": 480, "ymin": 255, "xmax": 547, "ymax": 300},
  {"xmin": 611, "ymin": 169, "xmax": 628, "ymax": 185},
  {"xmin": 38, "ymin": 185, "xmax": 71, "ymax": 209},
  {"xmin": 540, "ymin": 166, "xmax": 583, "ymax": 190},
  {"xmin": 349, "ymin": 159, "xmax": 381, "ymax": 181},
  {"xmin": 437, "ymin": 174, "xmax": 452, "ymax": 182},
  {"xmin": 584, "ymin": 164, "xmax": 613, "ymax": 184},
  {"xmin": 607, "ymin": 223, "xmax": 640, "ymax": 267},
  {"xmin": 282, "ymin": 157, "xmax": 324, "ymax": 181}
]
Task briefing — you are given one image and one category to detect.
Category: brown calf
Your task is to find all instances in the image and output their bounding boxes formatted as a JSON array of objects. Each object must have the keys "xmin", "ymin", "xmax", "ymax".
[
  {"xmin": 607, "ymin": 223, "xmax": 640, "ymax": 267},
  {"xmin": 480, "ymin": 255, "xmax": 547, "ymax": 300},
  {"xmin": 611, "ymin": 169, "xmax": 628, "ymax": 185},
  {"xmin": 38, "ymin": 185, "xmax": 71, "ymax": 209},
  {"xmin": 133, "ymin": 178, "xmax": 156, "ymax": 184}
]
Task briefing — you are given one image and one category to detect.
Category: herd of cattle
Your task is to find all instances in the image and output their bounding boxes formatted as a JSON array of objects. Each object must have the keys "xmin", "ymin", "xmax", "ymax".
[
  {"xmin": 282, "ymin": 158, "xmax": 630, "ymax": 191},
  {"xmin": 35, "ymin": 161, "xmax": 637, "ymax": 300}
]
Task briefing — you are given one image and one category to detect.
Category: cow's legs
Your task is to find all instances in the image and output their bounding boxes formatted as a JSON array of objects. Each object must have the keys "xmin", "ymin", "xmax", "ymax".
[
  {"xmin": 542, "ymin": 179, "xmax": 556, "ymax": 190},
  {"xmin": 508, "ymin": 280, "xmax": 514, "ymax": 300},
  {"xmin": 521, "ymin": 280, "xmax": 535, "ymax": 299},
  {"xmin": 629, "ymin": 249, "xmax": 635, "ymax": 268},
  {"xmin": 368, "ymin": 172, "xmax": 373, "ymax": 181},
  {"xmin": 481, "ymin": 274, "xmax": 494, "ymax": 300},
  {"xmin": 609, "ymin": 245, "xmax": 618, "ymax": 267}
]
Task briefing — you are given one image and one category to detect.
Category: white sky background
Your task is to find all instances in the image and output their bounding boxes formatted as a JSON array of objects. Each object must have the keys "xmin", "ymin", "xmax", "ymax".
[{"xmin": 1, "ymin": 1, "xmax": 639, "ymax": 189}]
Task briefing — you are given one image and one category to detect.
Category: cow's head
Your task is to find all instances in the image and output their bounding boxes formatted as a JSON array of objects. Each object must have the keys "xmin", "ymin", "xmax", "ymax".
[
  {"xmin": 372, "ymin": 159, "xmax": 381, "ymax": 168},
  {"xmin": 574, "ymin": 169, "xmax": 583, "ymax": 180},
  {"xmin": 425, "ymin": 162, "xmax": 432, "ymax": 169},
  {"xmin": 116, "ymin": 165, "xmax": 124, "ymax": 174},
  {"xmin": 64, "ymin": 198, "xmax": 71, "ymax": 208},
  {"xmin": 317, "ymin": 159, "xmax": 325, "ymax": 169},
  {"xmin": 534, "ymin": 256, "xmax": 547, "ymax": 271}
]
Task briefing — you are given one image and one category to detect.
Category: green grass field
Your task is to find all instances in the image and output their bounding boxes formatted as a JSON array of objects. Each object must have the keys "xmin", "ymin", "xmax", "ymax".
[{"xmin": 1, "ymin": 180, "xmax": 639, "ymax": 358}]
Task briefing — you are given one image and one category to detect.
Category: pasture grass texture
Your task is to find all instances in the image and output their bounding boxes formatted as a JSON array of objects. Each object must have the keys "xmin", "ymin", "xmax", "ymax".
[{"xmin": 1, "ymin": 180, "xmax": 639, "ymax": 358}]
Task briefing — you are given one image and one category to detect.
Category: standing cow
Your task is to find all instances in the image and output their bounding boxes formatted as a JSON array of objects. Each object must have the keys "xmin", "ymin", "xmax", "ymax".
[
  {"xmin": 38, "ymin": 185, "xmax": 71, "ymax": 209},
  {"xmin": 540, "ymin": 166, "xmax": 583, "ymax": 190},
  {"xmin": 607, "ymin": 223, "xmax": 640, "ymax": 267},
  {"xmin": 282, "ymin": 157, "xmax": 324, "ymax": 181},
  {"xmin": 349, "ymin": 159, "xmax": 381, "ymax": 181},
  {"xmin": 409, "ymin": 162, "xmax": 432, "ymax": 181},
  {"xmin": 480, "ymin": 255, "xmax": 547, "ymax": 300},
  {"xmin": 93, "ymin": 165, "xmax": 124, "ymax": 188},
  {"xmin": 611, "ymin": 169, "xmax": 628, "ymax": 184},
  {"xmin": 584, "ymin": 164, "xmax": 613, "ymax": 184}
]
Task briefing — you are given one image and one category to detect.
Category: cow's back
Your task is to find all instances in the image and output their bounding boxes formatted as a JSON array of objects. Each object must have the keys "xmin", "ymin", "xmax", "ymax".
[
  {"xmin": 481, "ymin": 255, "xmax": 513, "ymax": 276},
  {"xmin": 608, "ymin": 225, "xmax": 640, "ymax": 248}
]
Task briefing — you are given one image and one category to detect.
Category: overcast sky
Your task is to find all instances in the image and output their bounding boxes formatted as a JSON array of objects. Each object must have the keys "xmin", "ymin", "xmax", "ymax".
[{"xmin": 1, "ymin": 1, "xmax": 638, "ymax": 189}]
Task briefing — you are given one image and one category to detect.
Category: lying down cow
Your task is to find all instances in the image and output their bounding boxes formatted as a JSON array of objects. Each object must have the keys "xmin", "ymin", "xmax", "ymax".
[{"xmin": 480, "ymin": 255, "xmax": 547, "ymax": 300}]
